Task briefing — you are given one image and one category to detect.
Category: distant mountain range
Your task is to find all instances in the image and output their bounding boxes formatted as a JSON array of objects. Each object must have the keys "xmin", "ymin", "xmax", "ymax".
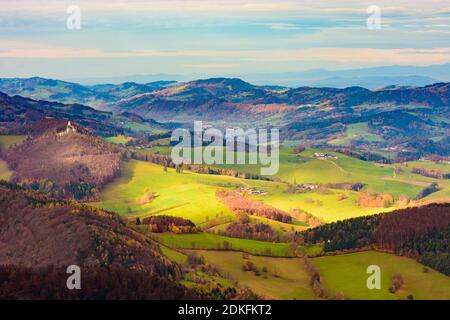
[
  {"xmin": 241, "ymin": 64, "xmax": 450, "ymax": 89},
  {"xmin": 0, "ymin": 77, "xmax": 176, "ymax": 108},
  {"xmin": 0, "ymin": 76, "xmax": 448, "ymax": 159},
  {"xmin": 0, "ymin": 91, "xmax": 168, "ymax": 137},
  {"xmin": 1, "ymin": 75, "xmax": 448, "ymax": 113},
  {"xmin": 64, "ymin": 63, "xmax": 450, "ymax": 89},
  {"xmin": 107, "ymin": 78, "xmax": 449, "ymax": 122}
]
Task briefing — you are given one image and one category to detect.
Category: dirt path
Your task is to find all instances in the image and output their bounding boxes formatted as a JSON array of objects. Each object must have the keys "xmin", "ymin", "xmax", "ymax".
[
  {"xmin": 327, "ymin": 160, "xmax": 345, "ymax": 173},
  {"xmin": 382, "ymin": 177, "xmax": 430, "ymax": 187}
]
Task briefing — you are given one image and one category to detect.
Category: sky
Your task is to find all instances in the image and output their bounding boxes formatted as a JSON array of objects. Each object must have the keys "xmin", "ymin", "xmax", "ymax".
[{"xmin": 0, "ymin": 0, "xmax": 449, "ymax": 79}]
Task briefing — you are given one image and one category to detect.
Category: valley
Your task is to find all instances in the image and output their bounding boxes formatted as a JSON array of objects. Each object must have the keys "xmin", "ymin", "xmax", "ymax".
[{"xmin": 0, "ymin": 78, "xmax": 449, "ymax": 300}]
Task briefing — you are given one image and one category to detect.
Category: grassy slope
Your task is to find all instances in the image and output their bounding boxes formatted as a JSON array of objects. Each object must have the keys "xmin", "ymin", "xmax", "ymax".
[
  {"xmin": 0, "ymin": 135, "xmax": 27, "ymax": 149},
  {"xmin": 104, "ymin": 135, "xmax": 132, "ymax": 144},
  {"xmin": 257, "ymin": 189, "xmax": 391, "ymax": 222},
  {"xmin": 207, "ymin": 215, "xmax": 308, "ymax": 234},
  {"xmin": 159, "ymin": 245, "xmax": 188, "ymax": 264},
  {"xmin": 151, "ymin": 232, "xmax": 323, "ymax": 257},
  {"xmin": 169, "ymin": 147, "xmax": 426, "ymax": 198},
  {"xmin": 0, "ymin": 135, "xmax": 24, "ymax": 181},
  {"xmin": 388, "ymin": 161, "xmax": 450, "ymax": 199},
  {"xmin": 313, "ymin": 251, "xmax": 450, "ymax": 300},
  {"xmin": 94, "ymin": 153, "xmax": 448, "ymax": 225},
  {"xmin": 93, "ymin": 160, "xmax": 242, "ymax": 225},
  {"xmin": 0, "ymin": 159, "xmax": 11, "ymax": 181},
  {"xmin": 195, "ymin": 250, "xmax": 316, "ymax": 300},
  {"xmin": 213, "ymin": 148, "xmax": 448, "ymax": 221},
  {"xmin": 328, "ymin": 122, "xmax": 383, "ymax": 146},
  {"xmin": 150, "ymin": 232, "xmax": 295, "ymax": 257},
  {"xmin": 129, "ymin": 145, "xmax": 446, "ymax": 201}
]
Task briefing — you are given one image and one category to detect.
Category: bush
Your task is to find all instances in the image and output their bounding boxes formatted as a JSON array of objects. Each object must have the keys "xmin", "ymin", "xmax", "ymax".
[
  {"xmin": 389, "ymin": 273, "xmax": 404, "ymax": 293},
  {"xmin": 187, "ymin": 252, "xmax": 204, "ymax": 266}
]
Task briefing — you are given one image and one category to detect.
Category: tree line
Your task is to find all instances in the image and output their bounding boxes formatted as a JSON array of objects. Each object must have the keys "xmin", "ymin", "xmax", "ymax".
[{"xmin": 300, "ymin": 204, "xmax": 450, "ymax": 275}]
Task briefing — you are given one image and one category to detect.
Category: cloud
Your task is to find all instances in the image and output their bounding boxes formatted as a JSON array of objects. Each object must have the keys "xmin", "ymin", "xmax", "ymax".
[
  {"xmin": 437, "ymin": 7, "xmax": 450, "ymax": 14},
  {"xmin": 2, "ymin": 40, "xmax": 449, "ymax": 67},
  {"xmin": 183, "ymin": 63, "xmax": 240, "ymax": 69},
  {"xmin": 1, "ymin": 0, "xmax": 449, "ymax": 77},
  {"xmin": 254, "ymin": 23, "xmax": 301, "ymax": 30},
  {"xmin": 2, "ymin": 0, "xmax": 446, "ymax": 16}
]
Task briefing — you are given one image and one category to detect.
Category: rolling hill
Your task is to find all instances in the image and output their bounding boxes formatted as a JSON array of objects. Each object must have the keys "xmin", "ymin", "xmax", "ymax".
[
  {"xmin": 0, "ymin": 183, "xmax": 199, "ymax": 299},
  {"xmin": 0, "ymin": 91, "xmax": 169, "ymax": 137},
  {"xmin": 0, "ymin": 77, "xmax": 176, "ymax": 108},
  {"xmin": 108, "ymin": 79, "xmax": 449, "ymax": 159},
  {"xmin": 1, "ymin": 120, "xmax": 124, "ymax": 200}
]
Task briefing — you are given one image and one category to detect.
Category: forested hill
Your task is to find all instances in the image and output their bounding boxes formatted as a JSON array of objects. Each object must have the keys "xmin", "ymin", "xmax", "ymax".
[
  {"xmin": 301, "ymin": 204, "xmax": 450, "ymax": 275},
  {"xmin": 0, "ymin": 184, "xmax": 199, "ymax": 299},
  {"xmin": 1, "ymin": 120, "xmax": 124, "ymax": 200}
]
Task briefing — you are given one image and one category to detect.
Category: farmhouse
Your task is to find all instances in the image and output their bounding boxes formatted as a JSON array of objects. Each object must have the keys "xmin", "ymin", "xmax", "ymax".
[
  {"xmin": 313, "ymin": 152, "xmax": 338, "ymax": 160},
  {"xmin": 238, "ymin": 187, "xmax": 268, "ymax": 196}
]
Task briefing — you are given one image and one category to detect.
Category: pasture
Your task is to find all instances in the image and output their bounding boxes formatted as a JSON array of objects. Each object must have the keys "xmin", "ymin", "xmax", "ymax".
[
  {"xmin": 150, "ymin": 232, "xmax": 296, "ymax": 257},
  {"xmin": 312, "ymin": 251, "xmax": 450, "ymax": 300},
  {"xmin": 93, "ymin": 160, "xmax": 242, "ymax": 225},
  {"xmin": 104, "ymin": 135, "xmax": 132, "ymax": 144},
  {"xmin": 328, "ymin": 122, "xmax": 383, "ymax": 146},
  {"xmin": 195, "ymin": 250, "xmax": 316, "ymax": 300},
  {"xmin": 0, "ymin": 135, "xmax": 27, "ymax": 150}
]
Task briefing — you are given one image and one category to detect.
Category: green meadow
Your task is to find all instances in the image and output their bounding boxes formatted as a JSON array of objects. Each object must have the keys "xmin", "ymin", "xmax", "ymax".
[
  {"xmin": 93, "ymin": 150, "xmax": 449, "ymax": 227},
  {"xmin": 159, "ymin": 245, "xmax": 188, "ymax": 264},
  {"xmin": 150, "ymin": 231, "xmax": 323, "ymax": 257},
  {"xmin": 157, "ymin": 145, "xmax": 432, "ymax": 199},
  {"xmin": 150, "ymin": 232, "xmax": 298, "ymax": 257},
  {"xmin": 93, "ymin": 160, "xmax": 242, "ymax": 225},
  {"xmin": 211, "ymin": 148, "xmax": 449, "ymax": 214},
  {"xmin": 257, "ymin": 189, "xmax": 392, "ymax": 222},
  {"xmin": 328, "ymin": 122, "xmax": 383, "ymax": 146},
  {"xmin": 312, "ymin": 251, "xmax": 450, "ymax": 300},
  {"xmin": 195, "ymin": 250, "xmax": 316, "ymax": 300},
  {"xmin": 104, "ymin": 135, "xmax": 132, "ymax": 144},
  {"xmin": 379, "ymin": 160, "xmax": 450, "ymax": 200},
  {"xmin": 207, "ymin": 215, "xmax": 308, "ymax": 234}
]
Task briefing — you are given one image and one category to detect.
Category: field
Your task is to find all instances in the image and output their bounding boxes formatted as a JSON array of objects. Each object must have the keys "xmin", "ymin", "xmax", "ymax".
[
  {"xmin": 257, "ymin": 189, "xmax": 392, "ymax": 222},
  {"xmin": 206, "ymin": 148, "xmax": 449, "ymax": 221},
  {"xmin": 312, "ymin": 251, "xmax": 450, "ymax": 300},
  {"xmin": 0, "ymin": 159, "xmax": 11, "ymax": 181},
  {"xmin": 384, "ymin": 160, "xmax": 450, "ymax": 199},
  {"xmin": 104, "ymin": 135, "xmax": 132, "ymax": 144},
  {"xmin": 0, "ymin": 136, "xmax": 25, "ymax": 181},
  {"xmin": 148, "ymin": 232, "xmax": 318, "ymax": 257},
  {"xmin": 91, "ymin": 151, "xmax": 450, "ymax": 301},
  {"xmin": 93, "ymin": 160, "xmax": 242, "ymax": 225},
  {"xmin": 159, "ymin": 245, "xmax": 188, "ymax": 264},
  {"xmin": 328, "ymin": 122, "xmax": 383, "ymax": 146},
  {"xmin": 94, "ymin": 150, "xmax": 450, "ymax": 226},
  {"xmin": 0, "ymin": 135, "xmax": 27, "ymax": 150},
  {"xmin": 156, "ymin": 145, "xmax": 433, "ymax": 199},
  {"xmin": 194, "ymin": 250, "xmax": 317, "ymax": 300}
]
